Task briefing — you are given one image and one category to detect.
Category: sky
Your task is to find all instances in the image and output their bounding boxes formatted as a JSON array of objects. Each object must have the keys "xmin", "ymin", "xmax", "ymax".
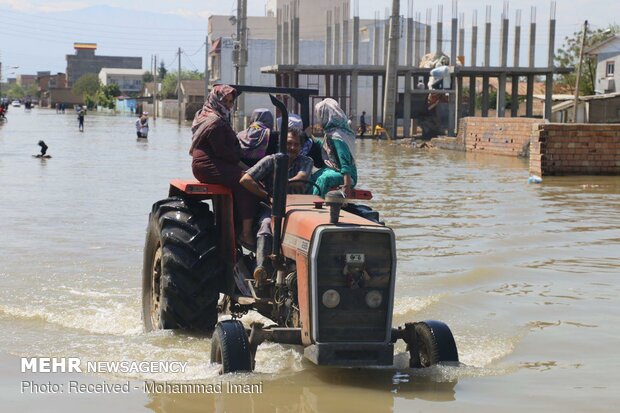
[{"xmin": 0, "ymin": 0, "xmax": 618, "ymax": 77}]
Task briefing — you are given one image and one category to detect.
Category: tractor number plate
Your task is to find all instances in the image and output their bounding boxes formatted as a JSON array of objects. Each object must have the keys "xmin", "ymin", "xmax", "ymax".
[{"xmin": 345, "ymin": 253, "xmax": 365, "ymax": 264}]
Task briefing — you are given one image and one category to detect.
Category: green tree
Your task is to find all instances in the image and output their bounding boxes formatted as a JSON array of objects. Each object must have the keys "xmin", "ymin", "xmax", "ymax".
[
  {"xmin": 4, "ymin": 84, "xmax": 24, "ymax": 100},
  {"xmin": 143, "ymin": 71, "xmax": 154, "ymax": 83},
  {"xmin": 555, "ymin": 24, "xmax": 619, "ymax": 95},
  {"xmin": 73, "ymin": 74, "xmax": 101, "ymax": 98},
  {"xmin": 158, "ymin": 61, "xmax": 168, "ymax": 80}
]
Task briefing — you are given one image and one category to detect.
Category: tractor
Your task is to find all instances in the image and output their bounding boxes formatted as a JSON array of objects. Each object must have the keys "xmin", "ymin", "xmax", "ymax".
[{"xmin": 142, "ymin": 86, "xmax": 459, "ymax": 373}]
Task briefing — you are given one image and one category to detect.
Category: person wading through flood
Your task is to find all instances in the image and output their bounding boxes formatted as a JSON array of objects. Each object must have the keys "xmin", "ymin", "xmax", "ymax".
[
  {"xmin": 77, "ymin": 106, "xmax": 86, "ymax": 132},
  {"xmin": 189, "ymin": 85, "xmax": 259, "ymax": 249},
  {"xmin": 135, "ymin": 112, "xmax": 149, "ymax": 138}
]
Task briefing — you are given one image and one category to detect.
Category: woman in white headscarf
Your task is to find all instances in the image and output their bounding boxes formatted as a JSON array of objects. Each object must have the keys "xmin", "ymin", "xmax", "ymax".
[{"xmin": 310, "ymin": 98, "xmax": 357, "ymax": 198}]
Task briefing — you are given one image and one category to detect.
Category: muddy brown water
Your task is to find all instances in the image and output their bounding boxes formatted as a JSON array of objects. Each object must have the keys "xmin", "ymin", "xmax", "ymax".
[{"xmin": 1, "ymin": 108, "xmax": 619, "ymax": 412}]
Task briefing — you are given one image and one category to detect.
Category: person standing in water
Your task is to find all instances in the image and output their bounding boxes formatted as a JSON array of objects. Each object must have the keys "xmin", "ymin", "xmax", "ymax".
[
  {"xmin": 135, "ymin": 112, "xmax": 149, "ymax": 138},
  {"xmin": 77, "ymin": 106, "xmax": 86, "ymax": 132}
]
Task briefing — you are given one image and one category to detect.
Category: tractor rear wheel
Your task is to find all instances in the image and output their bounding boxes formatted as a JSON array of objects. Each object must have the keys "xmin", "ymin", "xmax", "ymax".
[
  {"xmin": 409, "ymin": 320, "xmax": 459, "ymax": 368},
  {"xmin": 210, "ymin": 320, "xmax": 253, "ymax": 373},
  {"xmin": 142, "ymin": 197, "xmax": 222, "ymax": 332}
]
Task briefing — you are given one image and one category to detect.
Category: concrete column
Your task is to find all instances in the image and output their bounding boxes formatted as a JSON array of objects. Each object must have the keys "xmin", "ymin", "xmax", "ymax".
[
  {"xmin": 382, "ymin": 0, "xmax": 401, "ymax": 138},
  {"xmin": 333, "ymin": 75, "xmax": 340, "ymax": 100},
  {"xmin": 436, "ymin": 5, "xmax": 443, "ymax": 54},
  {"xmin": 458, "ymin": 14, "xmax": 465, "ymax": 62},
  {"xmin": 484, "ymin": 6, "xmax": 491, "ymax": 66},
  {"xmin": 383, "ymin": 14, "xmax": 389, "ymax": 64},
  {"xmin": 340, "ymin": 74, "xmax": 347, "ymax": 113},
  {"xmin": 482, "ymin": 76, "xmax": 489, "ymax": 117},
  {"xmin": 334, "ymin": 7, "xmax": 341, "ymax": 65},
  {"xmin": 372, "ymin": 75, "xmax": 379, "ymax": 128},
  {"xmin": 325, "ymin": 74, "xmax": 331, "ymax": 97},
  {"xmin": 497, "ymin": 13, "xmax": 509, "ymax": 117},
  {"xmin": 283, "ymin": 5, "xmax": 290, "ymax": 64},
  {"xmin": 455, "ymin": 75, "xmax": 463, "ymax": 136},
  {"xmin": 292, "ymin": 0, "xmax": 300, "ymax": 65},
  {"xmin": 425, "ymin": 9, "xmax": 432, "ymax": 54},
  {"xmin": 469, "ymin": 75, "xmax": 476, "ymax": 116},
  {"xmin": 529, "ymin": 7, "xmax": 536, "ymax": 68},
  {"xmin": 414, "ymin": 13, "xmax": 421, "ymax": 66},
  {"xmin": 373, "ymin": 18, "xmax": 381, "ymax": 65},
  {"xmin": 511, "ymin": 75, "xmax": 519, "ymax": 117},
  {"xmin": 404, "ymin": 72, "xmax": 412, "ymax": 137},
  {"xmin": 342, "ymin": 2, "xmax": 349, "ymax": 65},
  {"xmin": 471, "ymin": 12, "xmax": 478, "ymax": 67},
  {"xmin": 526, "ymin": 74, "xmax": 534, "ymax": 116},
  {"xmin": 276, "ymin": 8, "xmax": 282, "ymax": 64},
  {"xmin": 325, "ymin": 11, "xmax": 332, "ymax": 65},
  {"xmin": 406, "ymin": 17, "xmax": 413, "ymax": 67},
  {"xmin": 351, "ymin": 14, "xmax": 359, "ymax": 131},
  {"xmin": 545, "ymin": 4, "xmax": 556, "ymax": 120},
  {"xmin": 450, "ymin": 1, "xmax": 459, "ymax": 66}
]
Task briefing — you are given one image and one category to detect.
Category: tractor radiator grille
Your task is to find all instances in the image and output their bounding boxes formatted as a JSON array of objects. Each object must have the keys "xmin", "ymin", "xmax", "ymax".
[{"xmin": 314, "ymin": 229, "xmax": 394, "ymax": 343}]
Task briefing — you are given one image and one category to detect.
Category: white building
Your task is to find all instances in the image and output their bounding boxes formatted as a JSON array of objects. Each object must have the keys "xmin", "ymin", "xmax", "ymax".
[
  {"xmin": 587, "ymin": 35, "xmax": 620, "ymax": 95},
  {"xmin": 98, "ymin": 68, "xmax": 146, "ymax": 94}
]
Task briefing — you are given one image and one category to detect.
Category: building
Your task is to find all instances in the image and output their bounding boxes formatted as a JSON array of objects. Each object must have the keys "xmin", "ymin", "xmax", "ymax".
[
  {"xmin": 99, "ymin": 68, "xmax": 146, "ymax": 94},
  {"xmin": 179, "ymin": 79, "xmax": 206, "ymax": 120},
  {"xmin": 16, "ymin": 74, "xmax": 37, "ymax": 88},
  {"xmin": 66, "ymin": 43, "xmax": 142, "ymax": 87},
  {"xmin": 551, "ymin": 92, "xmax": 620, "ymax": 123},
  {"xmin": 37, "ymin": 72, "xmax": 67, "ymax": 107},
  {"xmin": 587, "ymin": 35, "xmax": 620, "ymax": 95}
]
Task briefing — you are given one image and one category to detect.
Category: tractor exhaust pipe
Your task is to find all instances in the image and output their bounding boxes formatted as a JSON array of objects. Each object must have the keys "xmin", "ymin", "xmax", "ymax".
[{"xmin": 269, "ymin": 94, "xmax": 288, "ymax": 268}]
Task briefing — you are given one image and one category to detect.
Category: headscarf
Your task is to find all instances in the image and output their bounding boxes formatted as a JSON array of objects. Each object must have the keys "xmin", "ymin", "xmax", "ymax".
[
  {"xmin": 314, "ymin": 98, "xmax": 356, "ymax": 155},
  {"xmin": 191, "ymin": 84, "xmax": 237, "ymax": 133},
  {"xmin": 276, "ymin": 113, "xmax": 303, "ymax": 133},
  {"xmin": 237, "ymin": 108, "xmax": 274, "ymax": 160},
  {"xmin": 189, "ymin": 84, "xmax": 237, "ymax": 155}
]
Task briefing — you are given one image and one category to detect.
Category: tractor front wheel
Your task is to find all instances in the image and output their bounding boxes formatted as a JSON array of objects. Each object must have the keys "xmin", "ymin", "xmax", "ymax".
[
  {"xmin": 210, "ymin": 320, "xmax": 253, "ymax": 373},
  {"xmin": 409, "ymin": 320, "xmax": 459, "ymax": 368}
]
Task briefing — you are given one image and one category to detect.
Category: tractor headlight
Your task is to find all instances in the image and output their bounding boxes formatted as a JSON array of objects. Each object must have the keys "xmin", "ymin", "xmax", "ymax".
[
  {"xmin": 365, "ymin": 290, "xmax": 383, "ymax": 308},
  {"xmin": 322, "ymin": 289, "xmax": 340, "ymax": 308}
]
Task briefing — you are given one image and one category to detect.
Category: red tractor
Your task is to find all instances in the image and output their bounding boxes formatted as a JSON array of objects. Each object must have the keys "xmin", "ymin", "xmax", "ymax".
[{"xmin": 142, "ymin": 86, "xmax": 458, "ymax": 373}]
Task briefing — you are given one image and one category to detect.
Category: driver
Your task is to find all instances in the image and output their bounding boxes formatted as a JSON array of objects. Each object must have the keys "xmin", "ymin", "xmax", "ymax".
[{"xmin": 239, "ymin": 129, "xmax": 313, "ymax": 285}]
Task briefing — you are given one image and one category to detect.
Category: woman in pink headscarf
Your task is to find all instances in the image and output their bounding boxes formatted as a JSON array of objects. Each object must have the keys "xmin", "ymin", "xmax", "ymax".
[{"xmin": 189, "ymin": 84, "xmax": 258, "ymax": 247}]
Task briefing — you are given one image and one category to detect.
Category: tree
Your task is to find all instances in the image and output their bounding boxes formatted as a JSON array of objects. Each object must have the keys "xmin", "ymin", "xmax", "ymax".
[
  {"xmin": 4, "ymin": 84, "xmax": 24, "ymax": 100},
  {"xmin": 158, "ymin": 61, "xmax": 167, "ymax": 80},
  {"xmin": 160, "ymin": 70, "xmax": 205, "ymax": 99},
  {"xmin": 73, "ymin": 74, "xmax": 100, "ymax": 98},
  {"xmin": 143, "ymin": 71, "xmax": 154, "ymax": 83},
  {"xmin": 555, "ymin": 24, "xmax": 618, "ymax": 95}
]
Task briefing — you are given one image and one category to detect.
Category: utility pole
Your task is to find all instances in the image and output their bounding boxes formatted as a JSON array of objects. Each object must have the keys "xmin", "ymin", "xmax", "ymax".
[
  {"xmin": 572, "ymin": 20, "xmax": 588, "ymax": 123},
  {"xmin": 382, "ymin": 0, "xmax": 400, "ymax": 139},
  {"xmin": 205, "ymin": 34, "xmax": 210, "ymax": 98},
  {"xmin": 233, "ymin": 0, "xmax": 248, "ymax": 130},
  {"xmin": 177, "ymin": 47, "xmax": 182, "ymax": 125}
]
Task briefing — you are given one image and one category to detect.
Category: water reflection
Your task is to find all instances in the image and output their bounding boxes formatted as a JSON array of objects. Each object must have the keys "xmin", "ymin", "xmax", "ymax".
[{"xmin": 144, "ymin": 368, "xmax": 457, "ymax": 413}]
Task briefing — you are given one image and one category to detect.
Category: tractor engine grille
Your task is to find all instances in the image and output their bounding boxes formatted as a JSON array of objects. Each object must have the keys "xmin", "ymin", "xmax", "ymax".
[{"xmin": 313, "ymin": 228, "xmax": 395, "ymax": 343}]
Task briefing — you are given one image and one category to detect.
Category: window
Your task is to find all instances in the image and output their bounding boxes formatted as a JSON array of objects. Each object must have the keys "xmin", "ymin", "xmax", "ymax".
[{"xmin": 606, "ymin": 61, "xmax": 615, "ymax": 77}]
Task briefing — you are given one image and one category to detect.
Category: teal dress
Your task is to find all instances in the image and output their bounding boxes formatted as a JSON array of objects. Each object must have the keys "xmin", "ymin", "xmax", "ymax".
[{"xmin": 311, "ymin": 134, "xmax": 357, "ymax": 197}]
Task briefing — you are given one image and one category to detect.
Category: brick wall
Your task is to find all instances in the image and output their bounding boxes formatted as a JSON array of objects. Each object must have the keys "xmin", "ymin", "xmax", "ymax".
[
  {"xmin": 458, "ymin": 117, "xmax": 544, "ymax": 157},
  {"xmin": 530, "ymin": 124, "xmax": 620, "ymax": 176}
]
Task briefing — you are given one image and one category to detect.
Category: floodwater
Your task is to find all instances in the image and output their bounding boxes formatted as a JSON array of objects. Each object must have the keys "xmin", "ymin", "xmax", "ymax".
[{"xmin": 1, "ymin": 107, "xmax": 619, "ymax": 412}]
